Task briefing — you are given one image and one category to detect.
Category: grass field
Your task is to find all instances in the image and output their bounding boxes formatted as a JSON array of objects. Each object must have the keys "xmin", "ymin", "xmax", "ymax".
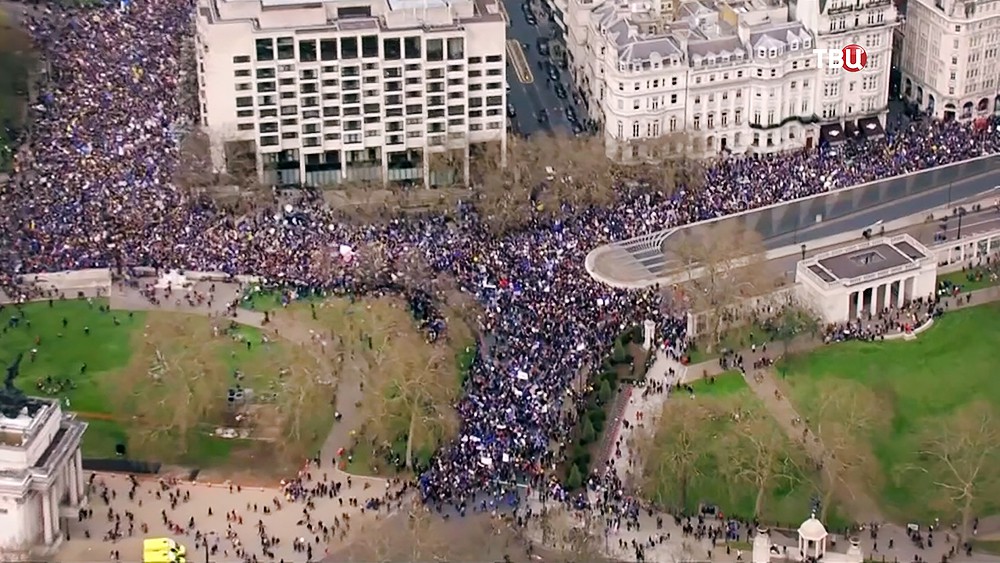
[
  {"xmin": 641, "ymin": 372, "xmax": 847, "ymax": 529},
  {"xmin": 780, "ymin": 302, "xmax": 1000, "ymax": 524},
  {"xmin": 0, "ymin": 298, "xmax": 324, "ymax": 469},
  {"xmin": 938, "ymin": 268, "xmax": 1000, "ymax": 293}
]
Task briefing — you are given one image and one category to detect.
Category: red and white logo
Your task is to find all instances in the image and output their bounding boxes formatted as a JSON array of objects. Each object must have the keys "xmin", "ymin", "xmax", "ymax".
[
  {"xmin": 813, "ymin": 44, "xmax": 868, "ymax": 72},
  {"xmin": 841, "ymin": 44, "xmax": 868, "ymax": 72}
]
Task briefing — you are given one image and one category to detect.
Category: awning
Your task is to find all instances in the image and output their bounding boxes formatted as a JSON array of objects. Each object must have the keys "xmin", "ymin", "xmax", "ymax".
[
  {"xmin": 858, "ymin": 116, "xmax": 885, "ymax": 138},
  {"xmin": 820, "ymin": 123, "xmax": 846, "ymax": 145}
]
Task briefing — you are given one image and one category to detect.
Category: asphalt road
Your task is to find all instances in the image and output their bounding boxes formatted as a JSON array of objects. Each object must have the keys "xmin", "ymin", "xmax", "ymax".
[
  {"xmin": 765, "ymin": 206, "xmax": 1000, "ymax": 280},
  {"xmin": 764, "ymin": 167, "xmax": 1000, "ymax": 250},
  {"xmin": 503, "ymin": 0, "xmax": 582, "ymax": 135}
]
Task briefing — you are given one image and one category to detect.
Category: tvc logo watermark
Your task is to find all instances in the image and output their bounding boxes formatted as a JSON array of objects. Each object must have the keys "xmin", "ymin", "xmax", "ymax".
[{"xmin": 813, "ymin": 44, "xmax": 868, "ymax": 72}]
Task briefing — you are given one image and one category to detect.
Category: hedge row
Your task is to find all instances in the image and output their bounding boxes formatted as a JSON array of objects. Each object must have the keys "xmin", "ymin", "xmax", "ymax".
[{"xmin": 564, "ymin": 325, "xmax": 643, "ymax": 489}]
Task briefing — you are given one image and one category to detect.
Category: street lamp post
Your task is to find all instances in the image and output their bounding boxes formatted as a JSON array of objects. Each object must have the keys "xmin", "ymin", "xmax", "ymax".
[
  {"xmin": 204, "ymin": 540, "xmax": 210, "ymax": 563},
  {"xmin": 957, "ymin": 209, "xmax": 966, "ymax": 240},
  {"xmin": 801, "ymin": 244, "xmax": 807, "ymax": 261}
]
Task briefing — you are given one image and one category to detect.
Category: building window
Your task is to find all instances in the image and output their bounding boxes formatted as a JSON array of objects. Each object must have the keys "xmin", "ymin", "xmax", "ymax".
[
  {"xmin": 427, "ymin": 39, "xmax": 444, "ymax": 62},
  {"xmin": 255, "ymin": 38, "xmax": 274, "ymax": 61},
  {"xmin": 447, "ymin": 38, "xmax": 464, "ymax": 60},
  {"xmin": 233, "ymin": 55, "xmax": 251, "ymax": 64},
  {"xmin": 320, "ymin": 39, "xmax": 338, "ymax": 61},
  {"xmin": 632, "ymin": 121, "xmax": 639, "ymax": 137},
  {"xmin": 276, "ymin": 37, "xmax": 294, "ymax": 60},
  {"xmin": 299, "ymin": 40, "xmax": 317, "ymax": 62},
  {"xmin": 236, "ymin": 96, "xmax": 253, "ymax": 108},
  {"xmin": 404, "ymin": 37, "xmax": 421, "ymax": 59},
  {"xmin": 341, "ymin": 37, "xmax": 359, "ymax": 59},
  {"xmin": 384, "ymin": 38, "xmax": 401, "ymax": 60},
  {"xmin": 361, "ymin": 35, "xmax": 379, "ymax": 58}
]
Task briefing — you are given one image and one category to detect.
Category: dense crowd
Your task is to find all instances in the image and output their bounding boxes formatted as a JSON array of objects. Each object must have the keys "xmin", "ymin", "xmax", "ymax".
[{"xmin": 3, "ymin": 0, "xmax": 1000, "ymax": 511}]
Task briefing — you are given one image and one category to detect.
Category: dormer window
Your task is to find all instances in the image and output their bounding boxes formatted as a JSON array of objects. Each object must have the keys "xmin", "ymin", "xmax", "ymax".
[
  {"xmin": 708, "ymin": 56, "xmax": 716, "ymax": 64},
  {"xmin": 758, "ymin": 48, "xmax": 766, "ymax": 58},
  {"xmin": 804, "ymin": 38, "xmax": 811, "ymax": 48},
  {"xmin": 769, "ymin": 48, "xmax": 777, "ymax": 57},
  {"xmin": 791, "ymin": 41, "xmax": 799, "ymax": 50}
]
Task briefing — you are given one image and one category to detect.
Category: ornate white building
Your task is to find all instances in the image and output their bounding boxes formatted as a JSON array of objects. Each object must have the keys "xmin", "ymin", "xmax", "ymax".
[
  {"xmin": 0, "ymin": 397, "xmax": 87, "ymax": 556},
  {"xmin": 899, "ymin": 0, "xmax": 1000, "ymax": 120},
  {"xmin": 564, "ymin": 0, "xmax": 897, "ymax": 159}
]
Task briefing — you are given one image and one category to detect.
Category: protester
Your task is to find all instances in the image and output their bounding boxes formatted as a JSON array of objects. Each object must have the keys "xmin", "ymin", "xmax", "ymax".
[{"xmin": 2, "ymin": 0, "xmax": 1000, "ymax": 517}]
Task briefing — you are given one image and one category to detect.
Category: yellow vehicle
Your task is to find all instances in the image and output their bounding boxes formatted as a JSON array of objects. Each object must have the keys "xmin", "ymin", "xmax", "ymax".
[
  {"xmin": 143, "ymin": 551, "xmax": 185, "ymax": 563},
  {"xmin": 143, "ymin": 538, "xmax": 187, "ymax": 563}
]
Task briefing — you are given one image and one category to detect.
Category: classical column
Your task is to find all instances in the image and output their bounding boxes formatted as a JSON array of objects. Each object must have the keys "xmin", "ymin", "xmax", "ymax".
[
  {"xmin": 50, "ymin": 488, "xmax": 61, "ymax": 538},
  {"xmin": 75, "ymin": 449, "xmax": 85, "ymax": 502},
  {"xmin": 897, "ymin": 279, "xmax": 906, "ymax": 307},
  {"xmin": 867, "ymin": 287, "xmax": 876, "ymax": 316},
  {"xmin": 42, "ymin": 490, "xmax": 54, "ymax": 545},
  {"xmin": 68, "ymin": 461, "xmax": 79, "ymax": 506}
]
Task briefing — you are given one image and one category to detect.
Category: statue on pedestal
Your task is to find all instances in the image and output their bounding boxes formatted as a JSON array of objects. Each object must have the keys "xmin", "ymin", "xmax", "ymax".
[{"xmin": 0, "ymin": 352, "xmax": 32, "ymax": 418}]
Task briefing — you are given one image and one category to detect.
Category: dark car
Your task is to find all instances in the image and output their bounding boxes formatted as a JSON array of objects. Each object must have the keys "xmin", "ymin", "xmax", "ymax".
[
  {"xmin": 507, "ymin": 103, "xmax": 517, "ymax": 118},
  {"xmin": 537, "ymin": 40, "xmax": 550, "ymax": 57},
  {"xmin": 565, "ymin": 107, "xmax": 578, "ymax": 123},
  {"xmin": 525, "ymin": 12, "xmax": 537, "ymax": 24},
  {"xmin": 554, "ymin": 84, "xmax": 567, "ymax": 99},
  {"xmin": 571, "ymin": 121, "xmax": 584, "ymax": 135},
  {"xmin": 537, "ymin": 109, "xmax": 548, "ymax": 124},
  {"xmin": 547, "ymin": 65, "xmax": 560, "ymax": 81}
]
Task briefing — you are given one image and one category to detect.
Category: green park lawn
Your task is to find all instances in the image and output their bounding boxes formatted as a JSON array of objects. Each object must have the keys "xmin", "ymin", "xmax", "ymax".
[
  {"xmin": 645, "ymin": 372, "xmax": 847, "ymax": 529},
  {"xmin": 780, "ymin": 302, "xmax": 1000, "ymax": 524},
  {"xmin": 0, "ymin": 298, "xmax": 302, "ymax": 468},
  {"xmin": 937, "ymin": 268, "xmax": 1000, "ymax": 292}
]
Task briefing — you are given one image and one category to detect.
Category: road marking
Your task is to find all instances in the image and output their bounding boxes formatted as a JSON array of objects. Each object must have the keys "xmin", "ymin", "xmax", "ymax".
[{"xmin": 506, "ymin": 39, "xmax": 534, "ymax": 84}]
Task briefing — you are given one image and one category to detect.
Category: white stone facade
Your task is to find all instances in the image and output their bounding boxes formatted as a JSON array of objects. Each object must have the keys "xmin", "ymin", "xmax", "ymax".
[
  {"xmin": 0, "ymin": 399, "xmax": 87, "ymax": 555},
  {"xmin": 899, "ymin": 0, "xmax": 1000, "ymax": 119},
  {"xmin": 564, "ymin": 0, "xmax": 897, "ymax": 159},
  {"xmin": 795, "ymin": 234, "xmax": 937, "ymax": 324},
  {"xmin": 195, "ymin": 0, "xmax": 508, "ymax": 187}
]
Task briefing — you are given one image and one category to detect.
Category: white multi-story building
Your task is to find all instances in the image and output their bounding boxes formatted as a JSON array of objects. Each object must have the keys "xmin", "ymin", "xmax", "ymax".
[
  {"xmin": 195, "ymin": 0, "xmax": 508, "ymax": 187},
  {"xmin": 900, "ymin": 0, "xmax": 1000, "ymax": 120},
  {"xmin": 565, "ymin": 0, "xmax": 896, "ymax": 158},
  {"xmin": 0, "ymin": 397, "xmax": 87, "ymax": 555}
]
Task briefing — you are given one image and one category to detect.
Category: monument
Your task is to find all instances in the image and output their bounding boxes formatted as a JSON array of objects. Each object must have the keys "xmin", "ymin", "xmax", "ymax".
[
  {"xmin": 795, "ymin": 234, "xmax": 936, "ymax": 324},
  {"xmin": 0, "ymin": 353, "xmax": 88, "ymax": 555},
  {"xmin": 751, "ymin": 515, "xmax": 863, "ymax": 563}
]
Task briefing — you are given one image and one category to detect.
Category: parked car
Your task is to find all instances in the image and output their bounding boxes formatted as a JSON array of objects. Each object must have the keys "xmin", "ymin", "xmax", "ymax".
[
  {"xmin": 547, "ymin": 65, "xmax": 560, "ymax": 81},
  {"xmin": 565, "ymin": 107, "xmax": 578, "ymax": 123},
  {"xmin": 507, "ymin": 103, "xmax": 517, "ymax": 118},
  {"xmin": 554, "ymin": 84, "xmax": 567, "ymax": 99},
  {"xmin": 537, "ymin": 109, "xmax": 548, "ymax": 124},
  {"xmin": 525, "ymin": 12, "xmax": 537, "ymax": 24}
]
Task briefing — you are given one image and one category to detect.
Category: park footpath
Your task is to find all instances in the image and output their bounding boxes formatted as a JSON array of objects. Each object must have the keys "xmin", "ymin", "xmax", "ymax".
[{"xmin": 574, "ymin": 285, "xmax": 1000, "ymax": 563}]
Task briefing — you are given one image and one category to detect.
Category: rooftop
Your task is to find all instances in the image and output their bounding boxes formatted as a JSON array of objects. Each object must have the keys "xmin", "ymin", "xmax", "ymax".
[
  {"xmin": 817, "ymin": 243, "xmax": 912, "ymax": 279},
  {"xmin": 800, "ymin": 234, "xmax": 931, "ymax": 288}
]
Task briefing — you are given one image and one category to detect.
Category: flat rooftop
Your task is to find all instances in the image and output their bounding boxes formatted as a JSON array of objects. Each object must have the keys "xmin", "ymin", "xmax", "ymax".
[{"xmin": 817, "ymin": 243, "xmax": 912, "ymax": 280}]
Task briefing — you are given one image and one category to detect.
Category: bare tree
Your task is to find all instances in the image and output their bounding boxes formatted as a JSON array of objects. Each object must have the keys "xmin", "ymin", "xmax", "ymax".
[
  {"xmin": 114, "ymin": 315, "xmax": 229, "ymax": 458},
  {"xmin": 621, "ymin": 132, "xmax": 704, "ymax": 197},
  {"xmin": 364, "ymin": 345, "xmax": 460, "ymax": 468},
  {"xmin": 914, "ymin": 401, "xmax": 1000, "ymax": 543},
  {"xmin": 638, "ymin": 400, "xmax": 709, "ymax": 513},
  {"xmin": 268, "ymin": 344, "xmax": 339, "ymax": 462},
  {"xmin": 770, "ymin": 303, "xmax": 822, "ymax": 358},
  {"xmin": 811, "ymin": 382, "xmax": 880, "ymax": 521},
  {"xmin": 670, "ymin": 221, "xmax": 776, "ymax": 352},
  {"xmin": 726, "ymin": 408, "xmax": 801, "ymax": 519}
]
